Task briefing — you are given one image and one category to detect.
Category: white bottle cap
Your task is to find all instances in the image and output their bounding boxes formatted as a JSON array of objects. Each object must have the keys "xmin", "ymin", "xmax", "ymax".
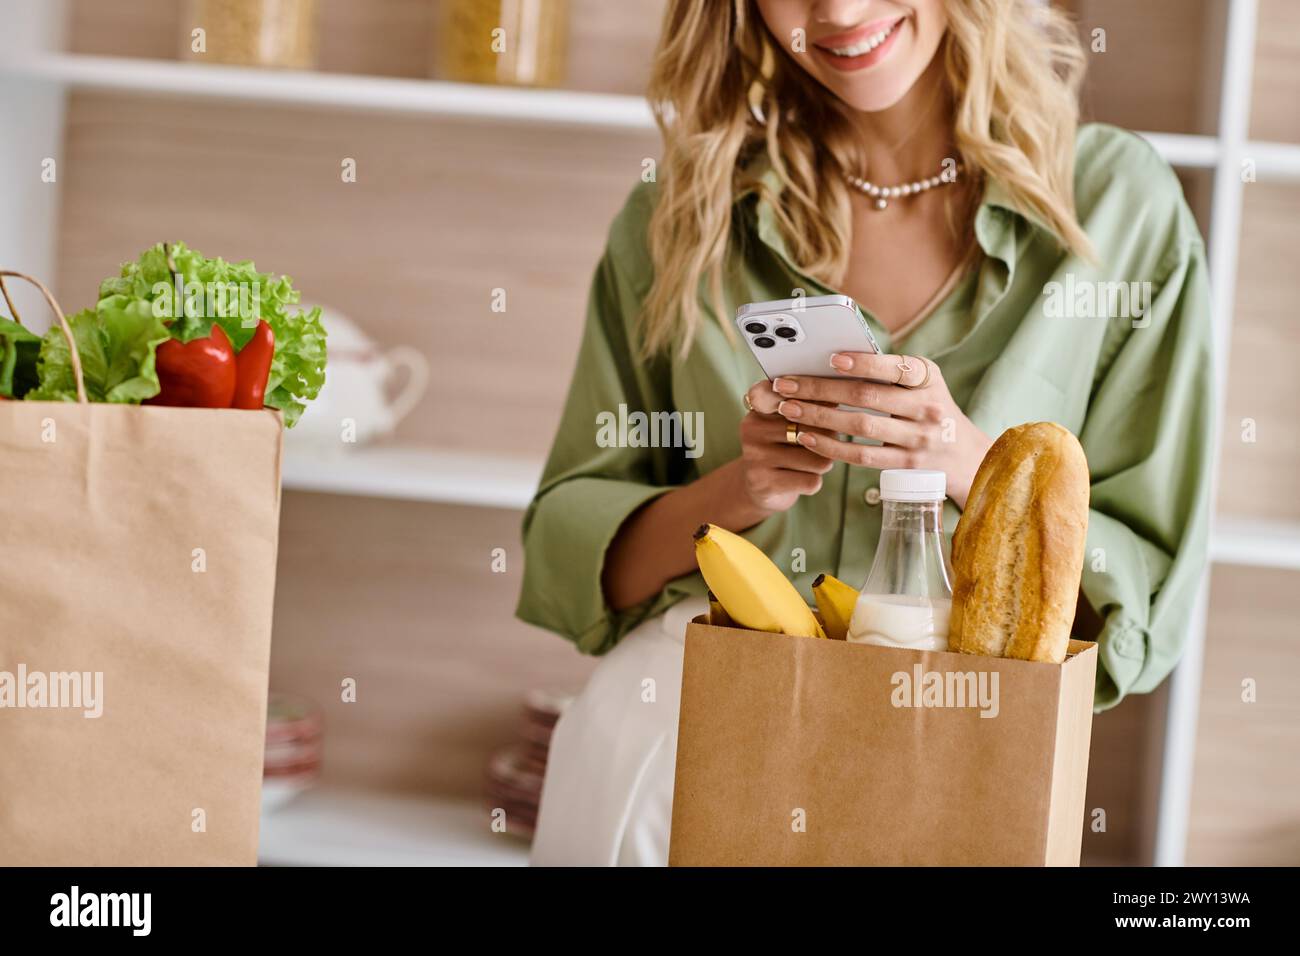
[{"xmin": 879, "ymin": 469, "xmax": 946, "ymax": 502}]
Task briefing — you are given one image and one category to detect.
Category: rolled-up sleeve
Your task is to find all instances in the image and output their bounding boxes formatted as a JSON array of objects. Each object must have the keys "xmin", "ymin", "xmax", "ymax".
[
  {"xmin": 516, "ymin": 189, "xmax": 688, "ymax": 653},
  {"xmin": 1078, "ymin": 236, "xmax": 1215, "ymax": 710}
]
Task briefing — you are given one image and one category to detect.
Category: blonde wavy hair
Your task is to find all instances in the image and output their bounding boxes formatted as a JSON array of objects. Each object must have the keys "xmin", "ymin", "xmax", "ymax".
[{"xmin": 640, "ymin": 0, "xmax": 1094, "ymax": 358}]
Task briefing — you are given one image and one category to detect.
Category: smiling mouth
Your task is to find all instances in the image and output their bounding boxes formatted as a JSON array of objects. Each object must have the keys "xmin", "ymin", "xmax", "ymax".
[{"xmin": 816, "ymin": 17, "xmax": 905, "ymax": 57}]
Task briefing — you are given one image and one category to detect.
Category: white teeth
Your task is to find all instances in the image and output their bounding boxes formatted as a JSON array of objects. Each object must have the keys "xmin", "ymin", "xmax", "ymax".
[{"xmin": 825, "ymin": 21, "xmax": 898, "ymax": 57}]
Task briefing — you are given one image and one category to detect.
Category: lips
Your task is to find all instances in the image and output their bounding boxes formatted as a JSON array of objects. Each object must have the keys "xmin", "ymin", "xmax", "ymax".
[
  {"xmin": 811, "ymin": 15, "xmax": 907, "ymax": 72},
  {"xmin": 814, "ymin": 16, "xmax": 905, "ymax": 55}
]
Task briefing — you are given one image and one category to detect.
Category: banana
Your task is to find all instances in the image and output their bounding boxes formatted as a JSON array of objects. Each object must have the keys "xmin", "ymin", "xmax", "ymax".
[
  {"xmin": 812, "ymin": 573, "xmax": 860, "ymax": 641},
  {"xmin": 693, "ymin": 524, "xmax": 825, "ymax": 639},
  {"xmin": 706, "ymin": 590, "xmax": 735, "ymax": 628}
]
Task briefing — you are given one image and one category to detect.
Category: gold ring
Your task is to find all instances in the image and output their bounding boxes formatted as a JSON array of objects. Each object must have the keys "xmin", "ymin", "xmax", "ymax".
[
  {"xmin": 743, "ymin": 392, "xmax": 754, "ymax": 412},
  {"xmin": 786, "ymin": 422, "xmax": 800, "ymax": 444},
  {"xmin": 893, "ymin": 358, "xmax": 914, "ymax": 385},
  {"xmin": 899, "ymin": 358, "xmax": 933, "ymax": 390}
]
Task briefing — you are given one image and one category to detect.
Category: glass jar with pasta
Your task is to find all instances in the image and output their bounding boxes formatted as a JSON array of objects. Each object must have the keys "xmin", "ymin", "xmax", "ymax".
[
  {"xmin": 180, "ymin": 0, "xmax": 319, "ymax": 70},
  {"xmin": 438, "ymin": 0, "xmax": 568, "ymax": 88}
]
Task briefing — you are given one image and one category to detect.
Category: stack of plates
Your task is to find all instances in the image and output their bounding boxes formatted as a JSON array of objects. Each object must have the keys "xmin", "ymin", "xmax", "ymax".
[
  {"xmin": 262, "ymin": 693, "xmax": 323, "ymax": 814},
  {"xmin": 484, "ymin": 689, "xmax": 573, "ymax": 841}
]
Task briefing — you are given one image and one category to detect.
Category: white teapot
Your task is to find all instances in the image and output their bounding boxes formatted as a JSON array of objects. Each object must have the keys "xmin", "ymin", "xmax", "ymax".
[{"xmin": 284, "ymin": 306, "xmax": 429, "ymax": 450}]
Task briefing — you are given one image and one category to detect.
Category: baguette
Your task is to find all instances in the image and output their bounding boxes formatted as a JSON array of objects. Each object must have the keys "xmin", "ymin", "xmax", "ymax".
[{"xmin": 949, "ymin": 422, "xmax": 1090, "ymax": 664}]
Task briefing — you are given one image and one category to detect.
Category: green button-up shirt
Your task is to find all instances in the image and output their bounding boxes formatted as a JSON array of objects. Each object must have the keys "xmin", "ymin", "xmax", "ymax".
[{"xmin": 516, "ymin": 123, "xmax": 1214, "ymax": 711}]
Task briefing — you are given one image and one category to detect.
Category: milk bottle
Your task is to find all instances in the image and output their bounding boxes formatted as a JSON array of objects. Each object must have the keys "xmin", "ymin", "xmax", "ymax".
[{"xmin": 848, "ymin": 469, "xmax": 953, "ymax": 651}]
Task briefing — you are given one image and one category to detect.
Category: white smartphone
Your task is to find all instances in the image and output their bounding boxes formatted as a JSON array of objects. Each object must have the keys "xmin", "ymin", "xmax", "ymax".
[{"xmin": 735, "ymin": 294, "xmax": 881, "ymax": 380}]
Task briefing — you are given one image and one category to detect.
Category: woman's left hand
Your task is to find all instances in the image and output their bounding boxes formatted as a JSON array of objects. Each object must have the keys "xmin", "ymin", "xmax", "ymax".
[{"xmin": 753, "ymin": 352, "xmax": 994, "ymax": 509}]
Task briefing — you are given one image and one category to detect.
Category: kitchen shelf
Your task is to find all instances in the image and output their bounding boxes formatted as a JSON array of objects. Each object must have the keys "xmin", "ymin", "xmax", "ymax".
[
  {"xmin": 282, "ymin": 445, "xmax": 1300, "ymax": 572},
  {"xmin": 258, "ymin": 786, "xmax": 530, "ymax": 866},
  {"xmin": 1138, "ymin": 131, "xmax": 1219, "ymax": 170},
  {"xmin": 8, "ymin": 52, "xmax": 1300, "ymax": 179},
  {"xmin": 281, "ymin": 443, "xmax": 542, "ymax": 509},
  {"xmin": 1242, "ymin": 139, "xmax": 1300, "ymax": 180},
  {"xmin": 1, "ymin": 53, "xmax": 656, "ymax": 129},
  {"xmin": 1209, "ymin": 515, "xmax": 1300, "ymax": 571}
]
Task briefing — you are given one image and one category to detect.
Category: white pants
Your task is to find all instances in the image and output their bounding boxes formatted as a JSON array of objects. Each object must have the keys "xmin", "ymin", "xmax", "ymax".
[{"xmin": 529, "ymin": 597, "xmax": 706, "ymax": 866}]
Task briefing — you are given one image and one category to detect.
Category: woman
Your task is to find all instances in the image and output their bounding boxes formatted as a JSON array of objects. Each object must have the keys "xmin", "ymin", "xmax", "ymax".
[{"xmin": 517, "ymin": 0, "xmax": 1212, "ymax": 865}]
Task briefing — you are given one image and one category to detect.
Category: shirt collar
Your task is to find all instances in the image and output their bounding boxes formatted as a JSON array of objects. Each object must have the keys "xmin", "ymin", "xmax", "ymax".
[
  {"xmin": 741, "ymin": 150, "xmax": 1041, "ymax": 279},
  {"xmin": 741, "ymin": 151, "xmax": 807, "ymax": 282}
]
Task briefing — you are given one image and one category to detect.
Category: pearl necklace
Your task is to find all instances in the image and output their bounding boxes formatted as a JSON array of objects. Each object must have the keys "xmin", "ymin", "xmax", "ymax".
[{"xmin": 844, "ymin": 162, "xmax": 964, "ymax": 210}]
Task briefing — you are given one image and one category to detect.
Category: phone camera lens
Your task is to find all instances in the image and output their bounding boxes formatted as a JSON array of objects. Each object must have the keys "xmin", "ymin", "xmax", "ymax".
[
  {"xmin": 744, "ymin": 322, "xmax": 767, "ymax": 334},
  {"xmin": 774, "ymin": 326, "xmax": 797, "ymax": 339},
  {"xmin": 753, "ymin": 336, "xmax": 776, "ymax": 349}
]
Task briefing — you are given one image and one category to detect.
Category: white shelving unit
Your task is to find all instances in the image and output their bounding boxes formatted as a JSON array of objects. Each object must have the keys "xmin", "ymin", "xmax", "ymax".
[
  {"xmin": 0, "ymin": 52, "xmax": 658, "ymax": 129},
  {"xmin": 3, "ymin": 0, "xmax": 1297, "ymax": 866},
  {"xmin": 258, "ymin": 786, "xmax": 530, "ymax": 867},
  {"xmin": 1153, "ymin": 0, "xmax": 1261, "ymax": 869},
  {"xmin": 5, "ymin": 52, "xmax": 1300, "ymax": 181},
  {"xmin": 1211, "ymin": 516, "xmax": 1300, "ymax": 570},
  {"xmin": 282, "ymin": 444, "xmax": 542, "ymax": 510}
]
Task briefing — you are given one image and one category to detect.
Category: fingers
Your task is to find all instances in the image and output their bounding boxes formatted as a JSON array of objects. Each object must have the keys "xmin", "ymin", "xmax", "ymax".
[
  {"xmin": 794, "ymin": 430, "xmax": 916, "ymax": 470},
  {"xmin": 776, "ymin": 400, "xmax": 923, "ymax": 446},
  {"xmin": 827, "ymin": 351, "xmax": 937, "ymax": 389},
  {"xmin": 740, "ymin": 409, "xmax": 834, "ymax": 444},
  {"xmin": 744, "ymin": 378, "xmax": 845, "ymax": 417},
  {"xmin": 744, "ymin": 379, "xmax": 782, "ymax": 415},
  {"xmin": 771, "ymin": 373, "xmax": 945, "ymax": 421},
  {"xmin": 739, "ymin": 411, "xmax": 836, "ymax": 474},
  {"xmin": 760, "ymin": 444, "xmax": 837, "ymax": 474},
  {"xmin": 769, "ymin": 469, "xmax": 825, "ymax": 496}
]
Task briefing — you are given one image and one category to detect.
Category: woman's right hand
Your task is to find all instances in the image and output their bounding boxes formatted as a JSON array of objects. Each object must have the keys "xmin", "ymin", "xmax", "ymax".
[
  {"xmin": 735, "ymin": 379, "xmax": 836, "ymax": 516},
  {"xmin": 601, "ymin": 379, "xmax": 834, "ymax": 611}
]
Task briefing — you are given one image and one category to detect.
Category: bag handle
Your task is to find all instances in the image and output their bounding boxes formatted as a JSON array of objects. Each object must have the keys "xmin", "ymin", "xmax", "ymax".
[{"xmin": 0, "ymin": 270, "xmax": 88, "ymax": 404}]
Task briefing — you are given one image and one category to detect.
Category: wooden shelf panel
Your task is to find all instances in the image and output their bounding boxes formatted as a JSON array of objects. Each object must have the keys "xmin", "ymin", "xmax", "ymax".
[
  {"xmin": 1071, "ymin": 0, "xmax": 1218, "ymax": 137},
  {"xmin": 1187, "ymin": 563, "xmax": 1300, "ymax": 865},
  {"xmin": 1218, "ymin": 180, "xmax": 1300, "ymax": 522},
  {"xmin": 1251, "ymin": 0, "xmax": 1300, "ymax": 144},
  {"xmin": 268, "ymin": 493, "xmax": 595, "ymax": 798}
]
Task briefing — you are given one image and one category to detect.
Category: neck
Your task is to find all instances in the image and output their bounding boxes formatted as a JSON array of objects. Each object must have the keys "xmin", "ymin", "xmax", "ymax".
[{"xmin": 848, "ymin": 55, "xmax": 954, "ymax": 183}]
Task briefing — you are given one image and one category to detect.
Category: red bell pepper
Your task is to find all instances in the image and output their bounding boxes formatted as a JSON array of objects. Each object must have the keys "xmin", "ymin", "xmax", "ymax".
[
  {"xmin": 145, "ymin": 323, "xmax": 237, "ymax": 408},
  {"xmin": 232, "ymin": 320, "xmax": 275, "ymax": 410}
]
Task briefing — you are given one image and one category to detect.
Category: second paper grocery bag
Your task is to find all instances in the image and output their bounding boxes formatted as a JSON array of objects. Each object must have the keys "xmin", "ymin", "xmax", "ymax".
[
  {"xmin": 0, "ymin": 395, "xmax": 282, "ymax": 866},
  {"xmin": 669, "ymin": 619, "xmax": 1097, "ymax": 866}
]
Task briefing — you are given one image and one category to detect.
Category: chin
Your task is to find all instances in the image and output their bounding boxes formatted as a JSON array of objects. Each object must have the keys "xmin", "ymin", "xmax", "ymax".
[{"xmin": 828, "ymin": 76, "xmax": 917, "ymax": 114}]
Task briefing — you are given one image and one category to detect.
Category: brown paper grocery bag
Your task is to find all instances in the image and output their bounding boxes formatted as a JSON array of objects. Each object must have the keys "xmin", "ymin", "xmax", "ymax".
[
  {"xmin": 670, "ymin": 619, "xmax": 1097, "ymax": 866},
  {"xmin": 0, "ymin": 273, "xmax": 282, "ymax": 865}
]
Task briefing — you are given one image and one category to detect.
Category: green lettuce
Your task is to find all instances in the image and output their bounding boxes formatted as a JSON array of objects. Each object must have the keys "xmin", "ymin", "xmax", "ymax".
[
  {"xmin": 24, "ymin": 298, "xmax": 170, "ymax": 404},
  {"xmin": 101, "ymin": 242, "xmax": 327, "ymax": 426},
  {"xmin": 0, "ymin": 315, "xmax": 41, "ymax": 398},
  {"xmin": 29, "ymin": 242, "xmax": 327, "ymax": 425}
]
